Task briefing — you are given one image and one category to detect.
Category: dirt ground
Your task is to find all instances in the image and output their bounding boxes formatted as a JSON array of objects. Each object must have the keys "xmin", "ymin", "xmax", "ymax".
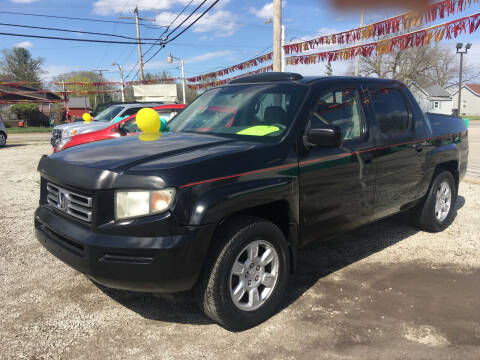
[{"xmin": 1, "ymin": 142, "xmax": 480, "ymax": 360}]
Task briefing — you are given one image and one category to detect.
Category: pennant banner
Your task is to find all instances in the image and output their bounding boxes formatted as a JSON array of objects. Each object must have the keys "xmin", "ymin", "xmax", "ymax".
[
  {"xmin": 0, "ymin": 89, "xmax": 124, "ymax": 97},
  {"xmin": 0, "ymin": 99, "xmax": 61, "ymax": 104},
  {"xmin": 186, "ymin": 53, "xmax": 273, "ymax": 83},
  {"xmin": 284, "ymin": 0, "xmax": 479, "ymax": 55},
  {"xmin": 286, "ymin": 13, "xmax": 480, "ymax": 65},
  {"xmin": 0, "ymin": 78, "xmax": 181, "ymax": 87},
  {"xmin": 187, "ymin": 65, "xmax": 274, "ymax": 90}
]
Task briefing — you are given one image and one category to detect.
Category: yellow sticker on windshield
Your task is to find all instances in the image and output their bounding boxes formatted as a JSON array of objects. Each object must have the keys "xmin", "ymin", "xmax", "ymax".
[{"xmin": 236, "ymin": 126, "xmax": 280, "ymax": 136}]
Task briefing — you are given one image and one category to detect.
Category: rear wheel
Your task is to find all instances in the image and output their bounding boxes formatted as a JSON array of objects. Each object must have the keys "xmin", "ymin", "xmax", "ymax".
[
  {"xmin": 195, "ymin": 216, "xmax": 290, "ymax": 331},
  {"xmin": 0, "ymin": 132, "xmax": 6, "ymax": 147},
  {"xmin": 413, "ymin": 170, "xmax": 456, "ymax": 232}
]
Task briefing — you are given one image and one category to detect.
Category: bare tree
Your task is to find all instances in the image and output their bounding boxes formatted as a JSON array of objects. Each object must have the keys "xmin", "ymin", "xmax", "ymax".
[{"xmin": 346, "ymin": 43, "xmax": 479, "ymax": 89}]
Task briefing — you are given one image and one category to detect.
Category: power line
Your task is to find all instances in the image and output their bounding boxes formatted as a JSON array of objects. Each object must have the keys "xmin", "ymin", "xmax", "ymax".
[
  {"xmin": 161, "ymin": 0, "xmax": 209, "ymax": 43},
  {"xmin": 0, "ymin": 10, "xmax": 162, "ymax": 28},
  {"xmin": 143, "ymin": 0, "xmax": 220, "ymax": 65},
  {"xmin": 162, "ymin": 0, "xmax": 220, "ymax": 46},
  {"xmin": 0, "ymin": 31, "xmax": 164, "ymax": 45},
  {"xmin": 0, "ymin": 22, "xmax": 163, "ymax": 41},
  {"xmin": 142, "ymin": 0, "xmax": 195, "ymax": 58}
]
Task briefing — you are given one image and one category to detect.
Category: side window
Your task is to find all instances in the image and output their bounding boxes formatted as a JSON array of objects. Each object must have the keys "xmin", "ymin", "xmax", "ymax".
[
  {"xmin": 122, "ymin": 118, "xmax": 140, "ymax": 133},
  {"xmin": 369, "ymin": 88, "xmax": 410, "ymax": 135},
  {"xmin": 122, "ymin": 107, "xmax": 142, "ymax": 117},
  {"xmin": 157, "ymin": 111, "xmax": 178, "ymax": 123},
  {"xmin": 122, "ymin": 111, "xmax": 180, "ymax": 134},
  {"xmin": 312, "ymin": 88, "xmax": 365, "ymax": 141}
]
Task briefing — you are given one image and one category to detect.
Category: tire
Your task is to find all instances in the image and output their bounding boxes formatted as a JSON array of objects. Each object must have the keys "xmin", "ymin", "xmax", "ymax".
[
  {"xmin": 413, "ymin": 170, "xmax": 457, "ymax": 232},
  {"xmin": 0, "ymin": 132, "xmax": 6, "ymax": 147},
  {"xmin": 194, "ymin": 216, "xmax": 290, "ymax": 331}
]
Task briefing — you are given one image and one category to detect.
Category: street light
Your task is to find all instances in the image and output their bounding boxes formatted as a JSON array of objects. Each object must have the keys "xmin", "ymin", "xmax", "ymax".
[
  {"xmin": 456, "ymin": 43, "xmax": 472, "ymax": 116},
  {"xmin": 167, "ymin": 53, "xmax": 186, "ymax": 104},
  {"xmin": 112, "ymin": 62, "xmax": 125, "ymax": 102}
]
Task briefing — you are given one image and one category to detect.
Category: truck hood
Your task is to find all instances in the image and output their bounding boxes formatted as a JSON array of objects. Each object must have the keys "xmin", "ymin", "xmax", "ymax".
[
  {"xmin": 54, "ymin": 121, "xmax": 112, "ymax": 133},
  {"xmin": 49, "ymin": 131, "xmax": 238, "ymax": 172},
  {"xmin": 40, "ymin": 132, "xmax": 281, "ymax": 190}
]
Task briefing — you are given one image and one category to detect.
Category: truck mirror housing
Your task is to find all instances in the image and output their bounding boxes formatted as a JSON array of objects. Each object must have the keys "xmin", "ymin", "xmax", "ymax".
[{"xmin": 307, "ymin": 125, "xmax": 342, "ymax": 148}]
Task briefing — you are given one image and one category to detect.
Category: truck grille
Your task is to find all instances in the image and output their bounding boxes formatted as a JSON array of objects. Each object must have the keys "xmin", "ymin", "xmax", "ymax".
[
  {"xmin": 46, "ymin": 182, "xmax": 92, "ymax": 223},
  {"xmin": 51, "ymin": 129, "xmax": 62, "ymax": 146}
]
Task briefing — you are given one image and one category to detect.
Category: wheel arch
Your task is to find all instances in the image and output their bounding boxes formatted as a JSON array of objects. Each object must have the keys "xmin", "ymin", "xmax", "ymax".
[{"xmin": 215, "ymin": 201, "xmax": 299, "ymax": 273}]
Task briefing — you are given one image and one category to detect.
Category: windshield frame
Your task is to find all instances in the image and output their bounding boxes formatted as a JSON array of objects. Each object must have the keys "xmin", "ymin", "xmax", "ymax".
[{"xmin": 168, "ymin": 83, "xmax": 309, "ymax": 143}]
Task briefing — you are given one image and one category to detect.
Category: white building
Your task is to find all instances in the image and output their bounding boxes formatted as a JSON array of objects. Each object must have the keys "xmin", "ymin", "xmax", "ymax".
[
  {"xmin": 451, "ymin": 84, "xmax": 480, "ymax": 116},
  {"xmin": 408, "ymin": 82, "xmax": 453, "ymax": 115}
]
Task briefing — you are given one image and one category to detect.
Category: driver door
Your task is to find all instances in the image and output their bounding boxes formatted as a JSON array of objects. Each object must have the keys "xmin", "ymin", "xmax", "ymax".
[{"xmin": 299, "ymin": 83, "xmax": 376, "ymax": 244}]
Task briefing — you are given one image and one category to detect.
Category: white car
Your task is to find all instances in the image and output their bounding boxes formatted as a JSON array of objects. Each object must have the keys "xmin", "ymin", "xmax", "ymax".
[{"xmin": 50, "ymin": 103, "xmax": 165, "ymax": 146}]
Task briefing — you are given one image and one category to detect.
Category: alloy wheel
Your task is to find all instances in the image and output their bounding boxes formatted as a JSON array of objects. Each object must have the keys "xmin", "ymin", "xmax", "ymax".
[
  {"xmin": 435, "ymin": 180, "xmax": 452, "ymax": 222},
  {"xmin": 229, "ymin": 240, "xmax": 279, "ymax": 312}
]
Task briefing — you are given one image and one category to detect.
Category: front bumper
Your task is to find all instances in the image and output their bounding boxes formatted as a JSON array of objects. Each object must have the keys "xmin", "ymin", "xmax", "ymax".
[{"xmin": 35, "ymin": 206, "xmax": 216, "ymax": 292}]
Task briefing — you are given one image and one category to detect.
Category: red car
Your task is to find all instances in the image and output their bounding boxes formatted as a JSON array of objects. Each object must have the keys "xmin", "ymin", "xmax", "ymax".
[{"xmin": 54, "ymin": 104, "xmax": 186, "ymax": 152}]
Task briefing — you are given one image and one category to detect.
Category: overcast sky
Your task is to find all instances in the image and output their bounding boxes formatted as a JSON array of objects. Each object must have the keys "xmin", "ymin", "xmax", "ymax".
[{"xmin": 2, "ymin": 0, "xmax": 480, "ymax": 82}]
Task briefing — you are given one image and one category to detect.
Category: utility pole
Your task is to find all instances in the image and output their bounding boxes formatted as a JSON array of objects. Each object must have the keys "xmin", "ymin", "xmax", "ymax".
[
  {"xmin": 354, "ymin": 9, "xmax": 365, "ymax": 77},
  {"xmin": 62, "ymin": 79, "xmax": 68, "ymax": 124},
  {"xmin": 273, "ymin": 0, "xmax": 282, "ymax": 72},
  {"xmin": 456, "ymin": 43, "xmax": 471, "ymax": 116},
  {"xmin": 92, "ymin": 69, "xmax": 110, "ymax": 104},
  {"xmin": 112, "ymin": 63, "xmax": 125, "ymax": 102},
  {"xmin": 119, "ymin": 7, "xmax": 155, "ymax": 81}
]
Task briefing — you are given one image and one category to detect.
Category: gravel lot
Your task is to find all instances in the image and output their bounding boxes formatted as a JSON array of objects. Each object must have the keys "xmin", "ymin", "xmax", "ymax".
[{"xmin": 1, "ymin": 142, "xmax": 480, "ymax": 359}]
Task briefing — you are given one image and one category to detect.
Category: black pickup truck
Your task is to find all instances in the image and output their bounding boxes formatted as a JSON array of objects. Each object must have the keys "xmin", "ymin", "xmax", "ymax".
[{"xmin": 35, "ymin": 73, "xmax": 468, "ymax": 330}]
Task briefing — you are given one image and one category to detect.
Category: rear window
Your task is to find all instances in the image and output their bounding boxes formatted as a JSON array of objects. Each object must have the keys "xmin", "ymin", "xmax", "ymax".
[{"xmin": 369, "ymin": 88, "xmax": 410, "ymax": 135}]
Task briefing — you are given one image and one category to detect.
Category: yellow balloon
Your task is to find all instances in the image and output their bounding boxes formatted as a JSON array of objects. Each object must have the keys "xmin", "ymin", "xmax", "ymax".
[
  {"xmin": 136, "ymin": 108, "xmax": 160, "ymax": 133},
  {"xmin": 139, "ymin": 132, "xmax": 162, "ymax": 142},
  {"xmin": 82, "ymin": 113, "xmax": 92, "ymax": 122}
]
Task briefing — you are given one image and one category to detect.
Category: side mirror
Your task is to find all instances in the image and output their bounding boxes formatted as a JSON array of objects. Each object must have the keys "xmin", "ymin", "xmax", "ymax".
[
  {"xmin": 112, "ymin": 123, "xmax": 126, "ymax": 135},
  {"xmin": 306, "ymin": 124, "xmax": 342, "ymax": 148}
]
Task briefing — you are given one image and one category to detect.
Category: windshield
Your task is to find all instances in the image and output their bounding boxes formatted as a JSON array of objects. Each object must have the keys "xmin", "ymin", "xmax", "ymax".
[
  {"xmin": 94, "ymin": 106, "xmax": 123, "ymax": 122},
  {"xmin": 169, "ymin": 84, "xmax": 307, "ymax": 140}
]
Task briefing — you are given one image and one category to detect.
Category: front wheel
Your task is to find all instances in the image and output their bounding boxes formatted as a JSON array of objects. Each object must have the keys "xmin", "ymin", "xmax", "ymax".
[
  {"xmin": 0, "ymin": 133, "xmax": 6, "ymax": 147},
  {"xmin": 195, "ymin": 216, "xmax": 290, "ymax": 331},
  {"xmin": 413, "ymin": 170, "xmax": 457, "ymax": 232}
]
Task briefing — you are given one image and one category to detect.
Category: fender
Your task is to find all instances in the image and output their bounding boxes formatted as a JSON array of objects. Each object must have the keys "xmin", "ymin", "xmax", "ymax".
[
  {"xmin": 426, "ymin": 143, "xmax": 460, "ymax": 172},
  {"xmin": 418, "ymin": 142, "xmax": 460, "ymax": 196},
  {"xmin": 186, "ymin": 177, "xmax": 299, "ymax": 227}
]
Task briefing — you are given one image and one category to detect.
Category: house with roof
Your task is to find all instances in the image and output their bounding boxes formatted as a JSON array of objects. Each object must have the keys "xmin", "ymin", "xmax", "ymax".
[
  {"xmin": 65, "ymin": 97, "xmax": 91, "ymax": 119},
  {"xmin": 0, "ymin": 84, "xmax": 62, "ymax": 126},
  {"xmin": 451, "ymin": 84, "xmax": 480, "ymax": 116},
  {"xmin": 407, "ymin": 82, "xmax": 453, "ymax": 115}
]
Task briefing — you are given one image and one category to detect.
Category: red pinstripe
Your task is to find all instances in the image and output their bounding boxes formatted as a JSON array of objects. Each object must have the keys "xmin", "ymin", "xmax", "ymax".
[{"xmin": 179, "ymin": 133, "xmax": 463, "ymax": 189}]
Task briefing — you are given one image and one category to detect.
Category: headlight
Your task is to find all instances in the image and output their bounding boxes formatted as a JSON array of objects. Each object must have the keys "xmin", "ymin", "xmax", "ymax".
[
  {"xmin": 115, "ymin": 189, "xmax": 175, "ymax": 220},
  {"xmin": 55, "ymin": 137, "xmax": 71, "ymax": 152},
  {"xmin": 63, "ymin": 128, "xmax": 77, "ymax": 138}
]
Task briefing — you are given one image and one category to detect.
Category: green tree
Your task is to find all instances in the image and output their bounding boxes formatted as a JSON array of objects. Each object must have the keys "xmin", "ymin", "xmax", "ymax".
[
  {"xmin": 0, "ymin": 47, "xmax": 44, "ymax": 88},
  {"xmin": 54, "ymin": 71, "xmax": 115, "ymax": 108},
  {"xmin": 325, "ymin": 61, "xmax": 333, "ymax": 76},
  {"xmin": 10, "ymin": 102, "xmax": 39, "ymax": 127}
]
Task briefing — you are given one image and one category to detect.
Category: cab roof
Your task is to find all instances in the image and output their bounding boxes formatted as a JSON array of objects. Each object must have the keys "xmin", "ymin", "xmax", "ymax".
[{"xmin": 228, "ymin": 72, "xmax": 403, "ymax": 87}]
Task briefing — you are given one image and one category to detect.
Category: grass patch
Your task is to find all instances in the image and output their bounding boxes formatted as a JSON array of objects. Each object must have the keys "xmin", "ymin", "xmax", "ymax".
[
  {"xmin": 464, "ymin": 115, "xmax": 480, "ymax": 121},
  {"xmin": 7, "ymin": 127, "xmax": 52, "ymax": 134}
]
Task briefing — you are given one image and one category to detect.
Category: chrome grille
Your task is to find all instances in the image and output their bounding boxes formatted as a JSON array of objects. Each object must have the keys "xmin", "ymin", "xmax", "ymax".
[
  {"xmin": 51, "ymin": 129, "xmax": 62, "ymax": 147},
  {"xmin": 47, "ymin": 182, "xmax": 92, "ymax": 223}
]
